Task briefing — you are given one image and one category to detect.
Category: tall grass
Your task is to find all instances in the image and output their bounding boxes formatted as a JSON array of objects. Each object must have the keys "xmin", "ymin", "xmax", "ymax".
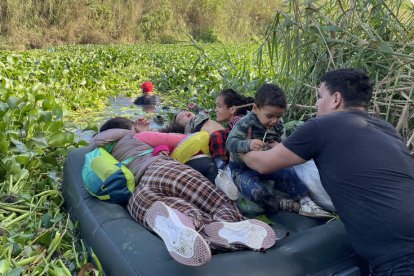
[
  {"xmin": 257, "ymin": 0, "xmax": 414, "ymax": 147},
  {"xmin": 0, "ymin": 0, "xmax": 282, "ymax": 49}
]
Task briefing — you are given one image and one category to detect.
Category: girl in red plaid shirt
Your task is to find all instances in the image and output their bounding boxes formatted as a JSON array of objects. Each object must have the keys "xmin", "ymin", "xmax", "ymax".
[{"xmin": 210, "ymin": 89, "xmax": 254, "ymax": 169}]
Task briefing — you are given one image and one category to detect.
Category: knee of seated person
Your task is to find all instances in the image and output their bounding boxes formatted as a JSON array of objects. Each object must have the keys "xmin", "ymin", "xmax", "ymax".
[
  {"xmin": 213, "ymin": 157, "xmax": 227, "ymax": 170},
  {"xmin": 186, "ymin": 157, "xmax": 217, "ymax": 183}
]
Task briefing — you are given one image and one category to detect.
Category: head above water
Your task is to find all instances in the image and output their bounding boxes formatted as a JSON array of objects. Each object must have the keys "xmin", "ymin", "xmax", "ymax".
[
  {"xmin": 99, "ymin": 117, "xmax": 134, "ymax": 132},
  {"xmin": 141, "ymin": 81, "xmax": 154, "ymax": 94},
  {"xmin": 317, "ymin": 68, "xmax": 373, "ymax": 115}
]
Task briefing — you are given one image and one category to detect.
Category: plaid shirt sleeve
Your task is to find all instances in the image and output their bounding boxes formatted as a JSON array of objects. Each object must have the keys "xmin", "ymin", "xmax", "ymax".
[
  {"xmin": 227, "ymin": 115, "xmax": 242, "ymax": 130},
  {"xmin": 209, "ymin": 129, "xmax": 230, "ymax": 160}
]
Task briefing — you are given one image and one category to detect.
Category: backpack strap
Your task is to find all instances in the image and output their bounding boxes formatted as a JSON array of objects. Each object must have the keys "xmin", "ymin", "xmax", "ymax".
[
  {"xmin": 104, "ymin": 142, "xmax": 117, "ymax": 153},
  {"xmin": 121, "ymin": 148, "xmax": 154, "ymax": 165}
]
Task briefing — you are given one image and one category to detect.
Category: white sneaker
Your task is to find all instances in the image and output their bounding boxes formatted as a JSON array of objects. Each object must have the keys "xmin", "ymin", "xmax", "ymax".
[
  {"xmin": 145, "ymin": 201, "xmax": 211, "ymax": 266},
  {"xmin": 299, "ymin": 200, "xmax": 334, "ymax": 218},
  {"xmin": 203, "ymin": 219, "xmax": 276, "ymax": 250},
  {"xmin": 215, "ymin": 169, "xmax": 239, "ymax": 200}
]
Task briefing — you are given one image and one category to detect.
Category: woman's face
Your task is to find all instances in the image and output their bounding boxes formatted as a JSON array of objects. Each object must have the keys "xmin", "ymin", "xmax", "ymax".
[
  {"xmin": 175, "ymin": 111, "xmax": 196, "ymax": 127},
  {"xmin": 215, "ymin": 96, "xmax": 233, "ymax": 123}
]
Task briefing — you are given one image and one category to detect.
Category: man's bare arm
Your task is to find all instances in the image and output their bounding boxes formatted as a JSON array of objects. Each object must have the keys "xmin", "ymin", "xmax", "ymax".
[{"xmin": 242, "ymin": 143, "xmax": 306, "ymax": 174}]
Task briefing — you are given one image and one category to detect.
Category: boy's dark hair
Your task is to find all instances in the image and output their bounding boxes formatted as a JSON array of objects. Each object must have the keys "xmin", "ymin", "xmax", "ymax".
[
  {"xmin": 255, "ymin": 83, "xmax": 287, "ymax": 109},
  {"xmin": 219, "ymin": 89, "xmax": 254, "ymax": 116},
  {"xmin": 321, "ymin": 68, "xmax": 373, "ymax": 109},
  {"xmin": 100, "ymin": 117, "xmax": 134, "ymax": 132}
]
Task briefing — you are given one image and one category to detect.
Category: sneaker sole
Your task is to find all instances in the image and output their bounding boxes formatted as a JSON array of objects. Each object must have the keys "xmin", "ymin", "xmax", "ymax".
[
  {"xmin": 145, "ymin": 201, "xmax": 211, "ymax": 266},
  {"xmin": 298, "ymin": 209, "xmax": 334, "ymax": 218},
  {"xmin": 203, "ymin": 219, "xmax": 276, "ymax": 250}
]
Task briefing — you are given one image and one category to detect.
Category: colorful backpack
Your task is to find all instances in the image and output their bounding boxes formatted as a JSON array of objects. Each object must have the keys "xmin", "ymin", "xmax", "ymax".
[{"xmin": 82, "ymin": 144, "xmax": 153, "ymax": 205}]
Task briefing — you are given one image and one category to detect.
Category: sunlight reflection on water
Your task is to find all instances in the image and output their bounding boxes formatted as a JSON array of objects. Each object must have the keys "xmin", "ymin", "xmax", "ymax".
[{"xmin": 74, "ymin": 96, "xmax": 176, "ymax": 143}]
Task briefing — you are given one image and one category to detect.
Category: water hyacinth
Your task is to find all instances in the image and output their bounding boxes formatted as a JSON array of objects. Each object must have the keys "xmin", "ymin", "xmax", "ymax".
[{"xmin": 0, "ymin": 2, "xmax": 413, "ymax": 270}]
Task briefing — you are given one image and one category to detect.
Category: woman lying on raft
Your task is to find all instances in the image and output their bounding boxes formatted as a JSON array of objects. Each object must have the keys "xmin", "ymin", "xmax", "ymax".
[{"xmin": 88, "ymin": 117, "xmax": 277, "ymax": 266}]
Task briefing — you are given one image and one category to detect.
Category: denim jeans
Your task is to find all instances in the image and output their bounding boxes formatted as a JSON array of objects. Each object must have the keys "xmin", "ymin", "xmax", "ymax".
[
  {"xmin": 229, "ymin": 161, "xmax": 309, "ymax": 204},
  {"xmin": 370, "ymin": 254, "xmax": 414, "ymax": 276}
]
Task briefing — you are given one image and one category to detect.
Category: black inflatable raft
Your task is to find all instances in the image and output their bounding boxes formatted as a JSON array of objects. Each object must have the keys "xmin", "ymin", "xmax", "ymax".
[{"xmin": 62, "ymin": 147, "xmax": 368, "ymax": 276}]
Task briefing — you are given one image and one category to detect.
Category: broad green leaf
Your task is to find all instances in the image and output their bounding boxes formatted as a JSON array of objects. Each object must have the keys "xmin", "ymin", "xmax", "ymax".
[
  {"xmin": 0, "ymin": 102, "xmax": 8, "ymax": 112},
  {"xmin": 21, "ymin": 246, "xmax": 33, "ymax": 257},
  {"xmin": 38, "ymin": 223, "xmax": 53, "ymax": 236},
  {"xmin": 47, "ymin": 170, "xmax": 59, "ymax": 182},
  {"xmin": 50, "ymin": 213, "xmax": 64, "ymax": 223},
  {"xmin": 48, "ymin": 133, "xmax": 67, "ymax": 147},
  {"xmin": 16, "ymin": 168, "xmax": 29, "ymax": 181},
  {"xmin": 32, "ymin": 82, "xmax": 46, "ymax": 92},
  {"xmin": 10, "ymin": 138, "xmax": 28, "ymax": 153},
  {"xmin": 44, "ymin": 122, "xmax": 64, "ymax": 132},
  {"xmin": 17, "ymin": 101, "xmax": 28, "ymax": 111},
  {"xmin": 38, "ymin": 111, "xmax": 52, "ymax": 122},
  {"xmin": 4, "ymin": 77, "xmax": 13, "ymax": 89},
  {"xmin": 40, "ymin": 156, "xmax": 58, "ymax": 167},
  {"xmin": 0, "ymin": 140, "xmax": 9, "ymax": 154},
  {"xmin": 66, "ymin": 132, "xmax": 75, "ymax": 143},
  {"xmin": 0, "ymin": 259, "xmax": 11, "ymax": 274},
  {"xmin": 42, "ymin": 100, "xmax": 54, "ymax": 110},
  {"xmin": 7, "ymin": 96, "xmax": 19, "ymax": 109},
  {"xmin": 6, "ymin": 160, "xmax": 21, "ymax": 176},
  {"xmin": 6, "ymin": 130, "xmax": 20, "ymax": 136},
  {"xmin": 31, "ymin": 134, "xmax": 48, "ymax": 148},
  {"xmin": 4, "ymin": 267, "xmax": 23, "ymax": 276},
  {"xmin": 15, "ymin": 155, "xmax": 31, "ymax": 165},
  {"xmin": 27, "ymin": 93, "xmax": 35, "ymax": 103}
]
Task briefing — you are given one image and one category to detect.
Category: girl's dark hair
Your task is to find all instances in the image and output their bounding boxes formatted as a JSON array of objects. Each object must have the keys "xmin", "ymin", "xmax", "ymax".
[
  {"xmin": 159, "ymin": 121, "xmax": 185, "ymax": 133},
  {"xmin": 100, "ymin": 117, "xmax": 134, "ymax": 132},
  {"xmin": 219, "ymin": 89, "xmax": 254, "ymax": 116}
]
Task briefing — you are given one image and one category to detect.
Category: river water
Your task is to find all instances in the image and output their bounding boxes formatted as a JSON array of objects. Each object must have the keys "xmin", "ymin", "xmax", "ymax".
[{"xmin": 73, "ymin": 95, "xmax": 176, "ymax": 143}]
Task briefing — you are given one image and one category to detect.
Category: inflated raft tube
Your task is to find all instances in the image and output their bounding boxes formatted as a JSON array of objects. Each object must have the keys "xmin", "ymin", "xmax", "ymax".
[{"xmin": 62, "ymin": 147, "xmax": 368, "ymax": 276}]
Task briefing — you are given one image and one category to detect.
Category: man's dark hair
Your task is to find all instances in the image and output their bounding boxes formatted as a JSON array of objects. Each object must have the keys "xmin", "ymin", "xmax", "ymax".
[
  {"xmin": 255, "ymin": 83, "xmax": 287, "ymax": 109},
  {"xmin": 321, "ymin": 68, "xmax": 373, "ymax": 109},
  {"xmin": 100, "ymin": 117, "xmax": 134, "ymax": 132}
]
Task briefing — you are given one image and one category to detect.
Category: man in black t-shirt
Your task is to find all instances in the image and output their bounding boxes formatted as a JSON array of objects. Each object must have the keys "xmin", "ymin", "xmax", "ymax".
[{"xmin": 242, "ymin": 68, "xmax": 414, "ymax": 275}]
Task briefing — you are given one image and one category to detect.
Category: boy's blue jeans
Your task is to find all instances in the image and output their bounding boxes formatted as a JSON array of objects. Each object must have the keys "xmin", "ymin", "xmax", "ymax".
[{"xmin": 229, "ymin": 161, "xmax": 309, "ymax": 204}]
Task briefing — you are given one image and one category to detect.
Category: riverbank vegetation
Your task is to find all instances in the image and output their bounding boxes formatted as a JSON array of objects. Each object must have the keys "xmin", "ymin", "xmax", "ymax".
[
  {"xmin": 0, "ymin": 0, "xmax": 281, "ymax": 49},
  {"xmin": 0, "ymin": 0, "xmax": 413, "ymax": 275}
]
